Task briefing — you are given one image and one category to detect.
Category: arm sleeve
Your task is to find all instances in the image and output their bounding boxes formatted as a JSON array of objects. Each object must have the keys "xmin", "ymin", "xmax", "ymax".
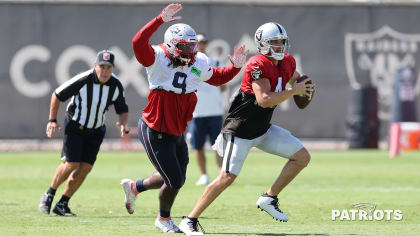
[
  {"xmin": 204, "ymin": 65, "xmax": 241, "ymax": 86},
  {"xmin": 132, "ymin": 15, "xmax": 165, "ymax": 67},
  {"xmin": 114, "ymin": 84, "xmax": 129, "ymax": 114},
  {"xmin": 54, "ymin": 74, "xmax": 86, "ymax": 102}
]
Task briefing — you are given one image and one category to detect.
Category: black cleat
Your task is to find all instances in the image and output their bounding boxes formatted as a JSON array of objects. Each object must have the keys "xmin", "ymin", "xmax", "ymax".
[
  {"xmin": 39, "ymin": 192, "xmax": 54, "ymax": 214},
  {"xmin": 53, "ymin": 202, "xmax": 77, "ymax": 217}
]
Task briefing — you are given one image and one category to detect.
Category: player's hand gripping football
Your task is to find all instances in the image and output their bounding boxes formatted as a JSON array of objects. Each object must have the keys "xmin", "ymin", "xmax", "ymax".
[
  {"xmin": 293, "ymin": 77, "xmax": 314, "ymax": 98},
  {"xmin": 116, "ymin": 121, "xmax": 130, "ymax": 137},
  {"xmin": 46, "ymin": 121, "xmax": 61, "ymax": 138},
  {"xmin": 229, "ymin": 45, "xmax": 249, "ymax": 68},
  {"xmin": 160, "ymin": 3, "xmax": 183, "ymax": 22}
]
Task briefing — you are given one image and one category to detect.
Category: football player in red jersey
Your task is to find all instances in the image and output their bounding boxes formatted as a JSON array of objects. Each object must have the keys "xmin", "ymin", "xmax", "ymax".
[
  {"xmin": 119, "ymin": 3, "xmax": 248, "ymax": 233},
  {"xmin": 179, "ymin": 23, "xmax": 315, "ymax": 235}
]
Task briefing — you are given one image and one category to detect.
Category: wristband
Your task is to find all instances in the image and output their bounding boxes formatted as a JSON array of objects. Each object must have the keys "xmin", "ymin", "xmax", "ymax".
[{"xmin": 49, "ymin": 119, "xmax": 57, "ymax": 123}]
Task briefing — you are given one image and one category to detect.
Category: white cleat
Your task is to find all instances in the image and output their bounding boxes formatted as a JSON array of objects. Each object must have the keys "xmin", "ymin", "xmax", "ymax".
[
  {"xmin": 155, "ymin": 217, "xmax": 181, "ymax": 233},
  {"xmin": 256, "ymin": 194, "xmax": 288, "ymax": 222},
  {"xmin": 195, "ymin": 174, "xmax": 210, "ymax": 186},
  {"xmin": 178, "ymin": 216, "xmax": 204, "ymax": 236},
  {"xmin": 120, "ymin": 178, "xmax": 138, "ymax": 214}
]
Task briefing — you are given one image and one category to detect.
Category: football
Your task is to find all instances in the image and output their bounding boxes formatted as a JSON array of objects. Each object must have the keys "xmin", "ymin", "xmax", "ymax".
[{"xmin": 293, "ymin": 75, "xmax": 314, "ymax": 109}]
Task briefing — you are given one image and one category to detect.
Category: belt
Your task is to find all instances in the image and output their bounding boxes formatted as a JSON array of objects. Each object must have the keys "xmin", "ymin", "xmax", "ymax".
[{"xmin": 69, "ymin": 120, "xmax": 103, "ymax": 131}]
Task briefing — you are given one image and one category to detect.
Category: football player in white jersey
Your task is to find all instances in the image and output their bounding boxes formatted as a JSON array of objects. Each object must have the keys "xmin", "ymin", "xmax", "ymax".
[{"xmin": 119, "ymin": 3, "xmax": 249, "ymax": 234}]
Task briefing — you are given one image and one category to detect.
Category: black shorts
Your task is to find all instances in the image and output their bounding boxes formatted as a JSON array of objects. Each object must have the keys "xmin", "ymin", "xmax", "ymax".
[
  {"xmin": 188, "ymin": 116, "xmax": 222, "ymax": 150},
  {"xmin": 61, "ymin": 117, "xmax": 106, "ymax": 165}
]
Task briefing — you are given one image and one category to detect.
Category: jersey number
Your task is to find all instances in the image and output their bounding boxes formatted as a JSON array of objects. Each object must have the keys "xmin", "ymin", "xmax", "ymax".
[
  {"xmin": 172, "ymin": 72, "xmax": 187, "ymax": 94},
  {"xmin": 274, "ymin": 77, "xmax": 283, "ymax": 92}
]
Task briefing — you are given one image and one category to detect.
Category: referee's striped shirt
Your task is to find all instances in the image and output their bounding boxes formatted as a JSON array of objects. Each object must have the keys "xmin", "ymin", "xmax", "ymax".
[{"xmin": 55, "ymin": 69, "xmax": 129, "ymax": 129}]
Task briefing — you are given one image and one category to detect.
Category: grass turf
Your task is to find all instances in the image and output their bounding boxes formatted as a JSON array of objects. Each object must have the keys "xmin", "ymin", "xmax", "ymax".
[{"xmin": 0, "ymin": 150, "xmax": 419, "ymax": 235}]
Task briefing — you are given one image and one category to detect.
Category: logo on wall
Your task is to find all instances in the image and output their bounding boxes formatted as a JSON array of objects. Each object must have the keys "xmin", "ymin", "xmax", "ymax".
[
  {"xmin": 345, "ymin": 26, "xmax": 420, "ymax": 120},
  {"xmin": 9, "ymin": 45, "xmax": 150, "ymax": 98}
]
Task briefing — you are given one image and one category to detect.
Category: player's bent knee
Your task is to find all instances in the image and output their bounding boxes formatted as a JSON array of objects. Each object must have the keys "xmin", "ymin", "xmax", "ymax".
[
  {"xmin": 171, "ymin": 177, "xmax": 186, "ymax": 190},
  {"xmin": 79, "ymin": 163, "xmax": 93, "ymax": 175},
  {"xmin": 79, "ymin": 167, "xmax": 93, "ymax": 175},
  {"xmin": 65, "ymin": 162, "xmax": 80, "ymax": 171},
  {"xmin": 219, "ymin": 172, "xmax": 236, "ymax": 186},
  {"xmin": 292, "ymin": 148, "xmax": 311, "ymax": 167},
  {"xmin": 299, "ymin": 149, "xmax": 311, "ymax": 167},
  {"xmin": 171, "ymin": 183, "xmax": 183, "ymax": 190}
]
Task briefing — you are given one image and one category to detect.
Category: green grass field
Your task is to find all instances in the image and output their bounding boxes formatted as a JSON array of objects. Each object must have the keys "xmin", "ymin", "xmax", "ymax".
[{"xmin": 0, "ymin": 150, "xmax": 419, "ymax": 235}]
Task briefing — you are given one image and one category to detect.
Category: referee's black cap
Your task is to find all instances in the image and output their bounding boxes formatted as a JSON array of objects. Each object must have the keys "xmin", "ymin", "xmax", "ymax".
[{"xmin": 96, "ymin": 50, "xmax": 115, "ymax": 67}]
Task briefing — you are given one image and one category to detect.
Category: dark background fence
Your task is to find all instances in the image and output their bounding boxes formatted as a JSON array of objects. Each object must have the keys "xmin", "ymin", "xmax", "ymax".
[{"xmin": 1, "ymin": 2, "xmax": 419, "ymax": 140}]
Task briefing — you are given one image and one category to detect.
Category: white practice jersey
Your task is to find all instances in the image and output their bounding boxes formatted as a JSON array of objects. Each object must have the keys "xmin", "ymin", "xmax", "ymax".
[
  {"xmin": 193, "ymin": 57, "xmax": 224, "ymax": 118},
  {"xmin": 145, "ymin": 45, "xmax": 214, "ymax": 94}
]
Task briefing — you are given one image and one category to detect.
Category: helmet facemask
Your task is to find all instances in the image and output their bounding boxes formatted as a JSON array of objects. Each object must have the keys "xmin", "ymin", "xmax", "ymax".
[
  {"xmin": 174, "ymin": 41, "xmax": 198, "ymax": 63},
  {"xmin": 266, "ymin": 38, "xmax": 289, "ymax": 61},
  {"xmin": 164, "ymin": 23, "xmax": 198, "ymax": 66}
]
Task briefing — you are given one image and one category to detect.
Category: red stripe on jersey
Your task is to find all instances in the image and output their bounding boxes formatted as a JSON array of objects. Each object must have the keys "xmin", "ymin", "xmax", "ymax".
[
  {"xmin": 241, "ymin": 53, "xmax": 296, "ymax": 94},
  {"xmin": 142, "ymin": 89, "xmax": 197, "ymax": 136},
  {"xmin": 159, "ymin": 44, "xmax": 171, "ymax": 58}
]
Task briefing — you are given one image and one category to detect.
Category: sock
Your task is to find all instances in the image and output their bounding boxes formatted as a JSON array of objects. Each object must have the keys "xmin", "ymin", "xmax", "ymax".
[
  {"xmin": 188, "ymin": 217, "xmax": 198, "ymax": 221},
  {"xmin": 159, "ymin": 209, "xmax": 170, "ymax": 218},
  {"xmin": 263, "ymin": 193, "xmax": 277, "ymax": 198},
  {"xmin": 47, "ymin": 187, "xmax": 56, "ymax": 196},
  {"xmin": 58, "ymin": 195, "xmax": 70, "ymax": 204},
  {"xmin": 130, "ymin": 182, "xmax": 139, "ymax": 195},
  {"xmin": 135, "ymin": 179, "xmax": 146, "ymax": 194}
]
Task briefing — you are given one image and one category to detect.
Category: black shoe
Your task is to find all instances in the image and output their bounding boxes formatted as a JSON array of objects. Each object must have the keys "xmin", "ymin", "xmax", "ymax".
[
  {"xmin": 53, "ymin": 202, "xmax": 77, "ymax": 217},
  {"xmin": 39, "ymin": 192, "xmax": 54, "ymax": 214}
]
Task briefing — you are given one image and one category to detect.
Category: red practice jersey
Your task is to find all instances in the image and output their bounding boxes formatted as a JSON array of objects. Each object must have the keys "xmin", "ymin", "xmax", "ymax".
[
  {"xmin": 222, "ymin": 53, "xmax": 296, "ymax": 139},
  {"xmin": 241, "ymin": 53, "xmax": 296, "ymax": 94}
]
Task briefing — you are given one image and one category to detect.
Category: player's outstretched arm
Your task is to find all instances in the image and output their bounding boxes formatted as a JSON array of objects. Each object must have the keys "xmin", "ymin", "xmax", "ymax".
[
  {"xmin": 205, "ymin": 45, "xmax": 249, "ymax": 86},
  {"xmin": 132, "ymin": 3, "xmax": 183, "ymax": 67}
]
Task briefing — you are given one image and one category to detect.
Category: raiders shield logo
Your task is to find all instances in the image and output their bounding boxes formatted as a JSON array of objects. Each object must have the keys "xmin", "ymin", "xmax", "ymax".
[
  {"xmin": 256, "ymin": 30, "xmax": 263, "ymax": 41},
  {"xmin": 345, "ymin": 25, "xmax": 420, "ymax": 120},
  {"xmin": 251, "ymin": 70, "xmax": 262, "ymax": 80}
]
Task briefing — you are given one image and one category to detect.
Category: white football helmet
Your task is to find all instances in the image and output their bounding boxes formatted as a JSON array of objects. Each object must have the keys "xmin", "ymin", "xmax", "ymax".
[
  {"xmin": 164, "ymin": 23, "xmax": 198, "ymax": 64},
  {"xmin": 254, "ymin": 22, "xmax": 290, "ymax": 61}
]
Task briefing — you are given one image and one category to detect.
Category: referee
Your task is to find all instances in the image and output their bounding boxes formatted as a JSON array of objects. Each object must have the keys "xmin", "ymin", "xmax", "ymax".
[{"xmin": 38, "ymin": 50, "xmax": 129, "ymax": 216}]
